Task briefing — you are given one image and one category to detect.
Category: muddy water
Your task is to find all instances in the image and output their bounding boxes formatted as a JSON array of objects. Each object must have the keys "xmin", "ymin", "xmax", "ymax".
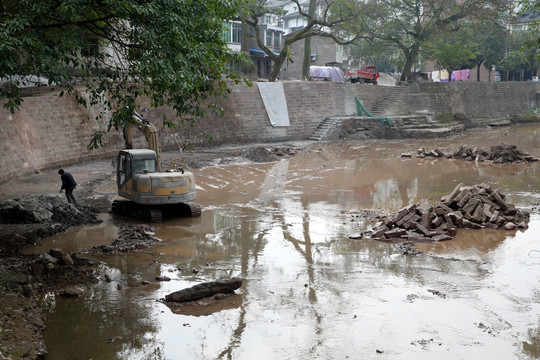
[{"xmin": 37, "ymin": 124, "xmax": 540, "ymax": 359}]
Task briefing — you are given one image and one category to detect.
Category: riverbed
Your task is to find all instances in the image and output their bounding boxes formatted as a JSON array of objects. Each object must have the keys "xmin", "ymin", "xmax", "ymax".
[{"xmin": 26, "ymin": 124, "xmax": 540, "ymax": 359}]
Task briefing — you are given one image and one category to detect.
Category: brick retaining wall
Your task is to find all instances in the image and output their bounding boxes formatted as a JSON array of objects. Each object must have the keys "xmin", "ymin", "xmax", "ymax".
[{"xmin": 1, "ymin": 81, "xmax": 539, "ymax": 183}]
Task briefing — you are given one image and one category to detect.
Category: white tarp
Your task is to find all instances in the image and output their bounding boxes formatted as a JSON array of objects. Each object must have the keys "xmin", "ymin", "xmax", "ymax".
[
  {"xmin": 257, "ymin": 82, "xmax": 290, "ymax": 127},
  {"xmin": 309, "ymin": 66, "xmax": 345, "ymax": 83}
]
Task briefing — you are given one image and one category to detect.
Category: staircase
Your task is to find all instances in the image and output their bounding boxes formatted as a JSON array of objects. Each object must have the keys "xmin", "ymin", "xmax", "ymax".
[
  {"xmin": 370, "ymin": 86, "xmax": 407, "ymax": 116},
  {"xmin": 309, "ymin": 117, "xmax": 342, "ymax": 140},
  {"xmin": 396, "ymin": 115, "xmax": 465, "ymax": 137}
]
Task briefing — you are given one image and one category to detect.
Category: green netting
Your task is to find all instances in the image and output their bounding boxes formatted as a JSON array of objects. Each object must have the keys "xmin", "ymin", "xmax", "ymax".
[{"xmin": 355, "ymin": 97, "xmax": 392, "ymax": 127}]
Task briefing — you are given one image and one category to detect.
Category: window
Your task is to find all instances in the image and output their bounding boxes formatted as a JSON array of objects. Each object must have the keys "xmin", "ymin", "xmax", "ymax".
[
  {"xmin": 222, "ymin": 21, "xmax": 232, "ymax": 42},
  {"xmin": 266, "ymin": 15, "xmax": 271, "ymax": 24},
  {"xmin": 232, "ymin": 22, "xmax": 242, "ymax": 43},
  {"xmin": 133, "ymin": 159, "xmax": 157, "ymax": 174},
  {"xmin": 266, "ymin": 30, "xmax": 273, "ymax": 46},
  {"xmin": 274, "ymin": 32, "xmax": 280, "ymax": 48},
  {"xmin": 118, "ymin": 153, "xmax": 131, "ymax": 185}
]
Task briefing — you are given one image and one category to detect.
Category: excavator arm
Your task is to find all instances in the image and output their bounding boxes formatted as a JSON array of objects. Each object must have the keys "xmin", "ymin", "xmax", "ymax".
[{"xmin": 132, "ymin": 111, "xmax": 161, "ymax": 171}]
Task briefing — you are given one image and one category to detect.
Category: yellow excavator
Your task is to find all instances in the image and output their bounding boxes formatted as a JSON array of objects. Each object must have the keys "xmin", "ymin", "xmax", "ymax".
[{"xmin": 111, "ymin": 112, "xmax": 201, "ymax": 222}]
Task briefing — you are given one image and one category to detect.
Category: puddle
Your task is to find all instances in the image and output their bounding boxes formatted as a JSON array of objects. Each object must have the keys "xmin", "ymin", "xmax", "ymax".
[
  {"xmin": 22, "ymin": 213, "xmax": 118, "ymax": 254},
  {"xmin": 41, "ymin": 124, "xmax": 540, "ymax": 359}
]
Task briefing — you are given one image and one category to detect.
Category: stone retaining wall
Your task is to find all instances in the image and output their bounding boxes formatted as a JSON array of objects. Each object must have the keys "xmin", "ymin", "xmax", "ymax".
[{"xmin": 1, "ymin": 81, "xmax": 539, "ymax": 183}]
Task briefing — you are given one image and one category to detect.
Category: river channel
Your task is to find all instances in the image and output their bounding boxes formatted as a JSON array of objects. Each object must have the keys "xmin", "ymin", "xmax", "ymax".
[{"xmin": 27, "ymin": 124, "xmax": 540, "ymax": 359}]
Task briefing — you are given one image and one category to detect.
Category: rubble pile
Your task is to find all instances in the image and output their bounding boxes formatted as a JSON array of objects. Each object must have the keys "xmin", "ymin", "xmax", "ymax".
[
  {"xmin": 371, "ymin": 183, "xmax": 529, "ymax": 242},
  {"xmin": 412, "ymin": 143, "xmax": 538, "ymax": 163},
  {"xmin": 90, "ymin": 224, "xmax": 160, "ymax": 254}
]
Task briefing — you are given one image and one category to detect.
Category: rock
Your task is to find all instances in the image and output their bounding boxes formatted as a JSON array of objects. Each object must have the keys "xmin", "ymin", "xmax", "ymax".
[
  {"xmin": 39, "ymin": 253, "xmax": 57, "ymax": 264},
  {"xmin": 156, "ymin": 276, "xmax": 171, "ymax": 282},
  {"xmin": 348, "ymin": 233, "xmax": 363, "ymax": 239},
  {"xmin": 60, "ymin": 286, "xmax": 85, "ymax": 297},
  {"xmin": 63, "ymin": 253, "xmax": 74, "ymax": 266},
  {"xmin": 165, "ymin": 277, "xmax": 243, "ymax": 303},
  {"xmin": 503, "ymin": 222, "xmax": 516, "ymax": 230}
]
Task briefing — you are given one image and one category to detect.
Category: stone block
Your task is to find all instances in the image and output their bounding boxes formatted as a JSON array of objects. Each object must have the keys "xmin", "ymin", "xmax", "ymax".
[
  {"xmin": 385, "ymin": 228, "xmax": 407, "ymax": 238},
  {"xmin": 471, "ymin": 203, "xmax": 484, "ymax": 223},
  {"xmin": 421, "ymin": 212, "xmax": 430, "ymax": 228},
  {"xmin": 490, "ymin": 191, "xmax": 508, "ymax": 211},
  {"xmin": 432, "ymin": 234, "xmax": 453, "ymax": 241},
  {"xmin": 504, "ymin": 204, "xmax": 517, "ymax": 216},
  {"xmin": 462, "ymin": 197, "xmax": 479, "ymax": 215},
  {"xmin": 372, "ymin": 225, "xmax": 389, "ymax": 238},
  {"xmin": 415, "ymin": 224, "xmax": 434, "ymax": 237},
  {"xmin": 431, "ymin": 216, "xmax": 444, "ymax": 228},
  {"xmin": 443, "ymin": 214, "xmax": 454, "ymax": 228}
]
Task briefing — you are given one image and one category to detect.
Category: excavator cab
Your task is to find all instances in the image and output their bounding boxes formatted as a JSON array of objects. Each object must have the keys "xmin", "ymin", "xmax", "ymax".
[
  {"xmin": 117, "ymin": 149, "xmax": 157, "ymax": 189},
  {"xmin": 113, "ymin": 149, "xmax": 201, "ymax": 221}
]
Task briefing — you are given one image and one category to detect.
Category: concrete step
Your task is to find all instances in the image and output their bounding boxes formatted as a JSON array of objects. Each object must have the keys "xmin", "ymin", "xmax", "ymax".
[{"xmin": 310, "ymin": 117, "xmax": 342, "ymax": 141}]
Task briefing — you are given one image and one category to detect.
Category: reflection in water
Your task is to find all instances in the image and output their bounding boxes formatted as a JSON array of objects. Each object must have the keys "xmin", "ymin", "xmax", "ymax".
[
  {"xmin": 23, "ymin": 213, "xmax": 118, "ymax": 254},
  {"xmin": 40, "ymin": 124, "xmax": 540, "ymax": 359},
  {"xmin": 42, "ymin": 284, "xmax": 159, "ymax": 359}
]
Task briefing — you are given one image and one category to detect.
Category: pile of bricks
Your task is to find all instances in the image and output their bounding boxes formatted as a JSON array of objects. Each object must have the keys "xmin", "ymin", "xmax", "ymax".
[
  {"xmin": 371, "ymin": 183, "xmax": 530, "ymax": 242},
  {"xmin": 411, "ymin": 143, "xmax": 538, "ymax": 163}
]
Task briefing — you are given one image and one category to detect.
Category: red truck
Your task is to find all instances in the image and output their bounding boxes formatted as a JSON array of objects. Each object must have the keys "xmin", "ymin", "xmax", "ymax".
[{"xmin": 345, "ymin": 65, "xmax": 379, "ymax": 84}]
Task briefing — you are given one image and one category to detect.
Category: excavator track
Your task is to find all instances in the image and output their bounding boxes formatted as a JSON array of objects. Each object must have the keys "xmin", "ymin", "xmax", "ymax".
[{"xmin": 112, "ymin": 199, "xmax": 201, "ymax": 222}]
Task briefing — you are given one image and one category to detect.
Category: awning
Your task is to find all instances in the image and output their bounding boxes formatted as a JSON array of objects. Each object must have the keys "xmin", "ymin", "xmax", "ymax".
[{"xmin": 250, "ymin": 48, "xmax": 280, "ymax": 56}]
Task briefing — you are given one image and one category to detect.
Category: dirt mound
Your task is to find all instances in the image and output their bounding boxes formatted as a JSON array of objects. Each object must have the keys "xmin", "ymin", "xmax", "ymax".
[
  {"xmin": 242, "ymin": 146, "xmax": 297, "ymax": 163},
  {"xmin": 371, "ymin": 183, "xmax": 529, "ymax": 242},
  {"xmin": 412, "ymin": 143, "xmax": 538, "ymax": 163}
]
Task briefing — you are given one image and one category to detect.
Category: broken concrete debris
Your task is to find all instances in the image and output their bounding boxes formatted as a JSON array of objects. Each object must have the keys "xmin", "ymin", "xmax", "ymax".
[
  {"xmin": 405, "ymin": 143, "xmax": 538, "ymax": 163},
  {"xmin": 371, "ymin": 183, "xmax": 529, "ymax": 242}
]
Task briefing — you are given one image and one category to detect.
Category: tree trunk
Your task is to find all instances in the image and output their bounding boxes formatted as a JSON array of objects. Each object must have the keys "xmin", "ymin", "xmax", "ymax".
[
  {"xmin": 123, "ymin": 126, "xmax": 133, "ymax": 149},
  {"xmin": 165, "ymin": 278, "xmax": 243, "ymax": 303},
  {"xmin": 302, "ymin": 37, "xmax": 312, "ymax": 81},
  {"xmin": 241, "ymin": 22, "xmax": 255, "ymax": 78},
  {"xmin": 302, "ymin": 0, "xmax": 317, "ymax": 81},
  {"xmin": 268, "ymin": 54, "xmax": 287, "ymax": 81},
  {"xmin": 400, "ymin": 45, "xmax": 420, "ymax": 82},
  {"xmin": 477, "ymin": 64, "xmax": 481, "ymax": 82},
  {"xmin": 400, "ymin": 55, "xmax": 415, "ymax": 82}
]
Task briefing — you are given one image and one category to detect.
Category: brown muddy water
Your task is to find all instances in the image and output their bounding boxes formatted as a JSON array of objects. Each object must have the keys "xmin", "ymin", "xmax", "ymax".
[{"xmin": 28, "ymin": 124, "xmax": 540, "ymax": 359}]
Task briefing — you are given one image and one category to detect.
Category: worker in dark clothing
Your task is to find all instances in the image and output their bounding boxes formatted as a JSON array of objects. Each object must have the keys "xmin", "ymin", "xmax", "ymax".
[{"xmin": 58, "ymin": 169, "xmax": 77, "ymax": 204}]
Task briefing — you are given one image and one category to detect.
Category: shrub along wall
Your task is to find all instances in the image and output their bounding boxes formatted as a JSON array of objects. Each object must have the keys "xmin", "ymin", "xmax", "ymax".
[{"xmin": 1, "ymin": 81, "xmax": 539, "ymax": 183}]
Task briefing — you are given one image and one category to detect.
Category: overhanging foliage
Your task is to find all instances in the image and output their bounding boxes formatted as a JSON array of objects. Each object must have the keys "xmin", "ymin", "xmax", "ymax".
[{"xmin": 0, "ymin": 0, "xmax": 246, "ymax": 148}]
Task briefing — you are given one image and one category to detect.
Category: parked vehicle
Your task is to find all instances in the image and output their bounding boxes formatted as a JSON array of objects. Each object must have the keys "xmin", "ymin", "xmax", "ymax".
[{"xmin": 345, "ymin": 65, "xmax": 379, "ymax": 84}]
